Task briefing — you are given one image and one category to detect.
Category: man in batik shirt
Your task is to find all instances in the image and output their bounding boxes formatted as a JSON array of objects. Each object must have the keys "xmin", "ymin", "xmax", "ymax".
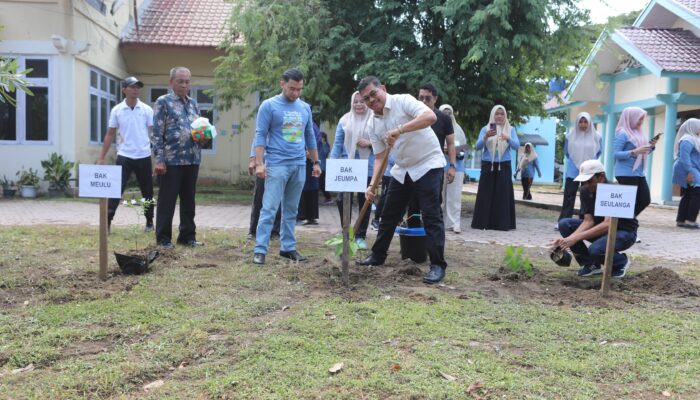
[{"xmin": 152, "ymin": 66, "xmax": 205, "ymax": 249}]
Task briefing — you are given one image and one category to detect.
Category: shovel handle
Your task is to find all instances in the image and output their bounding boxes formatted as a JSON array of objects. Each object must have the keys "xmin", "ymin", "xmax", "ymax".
[{"xmin": 353, "ymin": 142, "xmax": 394, "ymax": 235}]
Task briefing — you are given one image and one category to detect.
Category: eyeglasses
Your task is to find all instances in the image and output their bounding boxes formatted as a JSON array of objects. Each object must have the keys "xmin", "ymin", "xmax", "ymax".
[
  {"xmin": 362, "ymin": 89, "xmax": 379, "ymax": 102},
  {"xmin": 418, "ymin": 95, "xmax": 433, "ymax": 102}
]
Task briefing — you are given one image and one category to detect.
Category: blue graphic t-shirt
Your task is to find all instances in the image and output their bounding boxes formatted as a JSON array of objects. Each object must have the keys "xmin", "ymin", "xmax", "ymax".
[{"xmin": 254, "ymin": 94, "xmax": 316, "ymax": 166}]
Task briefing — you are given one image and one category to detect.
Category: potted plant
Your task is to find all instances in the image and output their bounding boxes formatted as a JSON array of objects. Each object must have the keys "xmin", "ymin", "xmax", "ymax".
[
  {"xmin": 1, "ymin": 175, "xmax": 16, "ymax": 198},
  {"xmin": 16, "ymin": 167, "xmax": 39, "ymax": 198},
  {"xmin": 41, "ymin": 152, "xmax": 75, "ymax": 197}
]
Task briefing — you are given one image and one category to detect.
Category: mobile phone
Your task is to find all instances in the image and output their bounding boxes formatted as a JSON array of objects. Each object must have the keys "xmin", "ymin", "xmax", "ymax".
[
  {"xmin": 489, "ymin": 123, "xmax": 496, "ymax": 131},
  {"xmin": 650, "ymin": 132, "xmax": 663, "ymax": 142}
]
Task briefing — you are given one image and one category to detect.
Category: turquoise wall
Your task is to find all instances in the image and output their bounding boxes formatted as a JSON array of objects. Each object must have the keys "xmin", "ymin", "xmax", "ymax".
[{"xmin": 465, "ymin": 116, "xmax": 557, "ymax": 183}]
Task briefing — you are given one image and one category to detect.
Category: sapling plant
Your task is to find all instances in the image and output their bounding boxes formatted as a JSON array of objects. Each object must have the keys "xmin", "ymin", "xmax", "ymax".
[
  {"xmin": 503, "ymin": 245, "xmax": 534, "ymax": 277},
  {"xmin": 122, "ymin": 198, "xmax": 156, "ymax": 249}
]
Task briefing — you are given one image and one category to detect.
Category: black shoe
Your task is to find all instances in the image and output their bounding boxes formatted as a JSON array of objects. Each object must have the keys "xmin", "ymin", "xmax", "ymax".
[
  {"xmin": 270, "ymin": 232, "xmax": 280, "ymax": 240},
  {"xmin": 423, "ymin": 265, "xmax": 445, "ymax": 284},
  {"xmin": 178, "ymin": 239, "xmax": 203, "ymax": 247},
  {"xmin": 158, "ymin": 241, "xmax": 174, "ymax": 250},
  {"xmin": 356, "ymin": 254, "xmax": 384, "ymax": 266},
  {"xmin": 144, "ymin": 224, "xmax": 154, "ymax": 233},
  {"xmin": 252, "ymin": 253, "xmax": 266, "ymax": 265},
  {"xmin": 303, "ymin": 219, "xmax": 318, "ymax": 225},
  {"xmin": 279, "ymin": 250, "xmax": 307, "ymax": 262}
]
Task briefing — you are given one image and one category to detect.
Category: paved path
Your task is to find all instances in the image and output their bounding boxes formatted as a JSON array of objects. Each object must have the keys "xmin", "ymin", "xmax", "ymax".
[{"xmin": 1, "ymin": 183, "xmax": 698, "ymax": 262}]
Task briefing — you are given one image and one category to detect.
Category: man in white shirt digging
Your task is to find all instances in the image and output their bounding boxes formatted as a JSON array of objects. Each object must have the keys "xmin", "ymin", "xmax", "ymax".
[{"xmin": 356, "ymin": 75, "xmax": 448, "ymax": 284}]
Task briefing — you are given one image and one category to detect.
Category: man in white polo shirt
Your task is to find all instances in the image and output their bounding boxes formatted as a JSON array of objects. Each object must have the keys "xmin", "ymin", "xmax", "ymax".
[
  {"xmin": 356, "ymin": 75, "xmax": 448, "ymax": 284},
  {"xmin": 98, "ymin": 76, "xmax": 155, "ymax": 232}
]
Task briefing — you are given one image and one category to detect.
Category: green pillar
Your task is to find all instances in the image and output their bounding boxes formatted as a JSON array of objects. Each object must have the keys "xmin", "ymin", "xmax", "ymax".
[
  {"xmin": 604, "ymin": 79, "xmax": 617, "ymax": 178},
  {"xmin": 661, "ymin": 78, "xmax": 679, "ymax": 202},
  {"xmin": 645, "ymin": 109, "xmax": 656, "ymax": 185}
]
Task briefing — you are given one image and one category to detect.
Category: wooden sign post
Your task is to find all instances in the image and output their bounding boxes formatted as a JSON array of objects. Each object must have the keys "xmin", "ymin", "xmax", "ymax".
[
  {"xmin": 79, "ymin": 164, "xmax": 122, "ymax": 281},
  {"xmin": 326, "ymin": 159, "xmax": 369, "ymax": 286},
  {"xmin": 594, "ymin": 183, "xmax": 637, "ymax": 296}
]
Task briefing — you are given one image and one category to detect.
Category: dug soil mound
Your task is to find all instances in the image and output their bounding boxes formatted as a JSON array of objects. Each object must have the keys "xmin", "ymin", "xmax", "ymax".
[{"xmin": 618, "ymin": 267, "xmax": 700, "ymax": 297}]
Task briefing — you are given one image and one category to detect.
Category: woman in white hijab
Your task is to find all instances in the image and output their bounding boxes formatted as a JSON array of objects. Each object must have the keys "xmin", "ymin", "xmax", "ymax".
[
  {"xmin": 672, "ymin": 118, "xmax": 700, "ymax": 228},
  {"xmin": 471, "ymin": 105, "xmax": 520, "ymax": 231},
  {"xmin": 439, "ymin": 104, "xmax": 468, "ymax": 233},
  {"xmin": 330, "ymin": 91, "xmax": 375, "ymax": 249},
  {"xmin": 517, "ymin": 143, "xmax": 541, "ymax": 200},
  {"xmin": 558, "ymin": 112, "xmax": 602, "ymax": 224}
]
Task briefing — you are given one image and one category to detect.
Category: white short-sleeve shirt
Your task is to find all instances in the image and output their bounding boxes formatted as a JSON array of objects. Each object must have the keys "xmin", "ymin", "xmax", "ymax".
[
  {"xmin": 369, "ymin": 94, "xmax": 446, "ymax": 183},
  {"xmin": 108, "ymin": 99, "xmax": 154, "ymax": 159}
]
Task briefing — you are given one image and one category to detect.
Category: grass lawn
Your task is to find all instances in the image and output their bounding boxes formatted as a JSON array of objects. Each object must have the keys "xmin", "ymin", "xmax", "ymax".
[{"xmin": 1, "ymin": 225, "xmax": 699, "ymax": 399}]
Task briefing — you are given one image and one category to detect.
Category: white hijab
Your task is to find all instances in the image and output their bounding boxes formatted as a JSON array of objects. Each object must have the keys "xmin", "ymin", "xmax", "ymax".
[
  {"xmin": 484, "ymin": 105, "xmax": 511, "ymax": 170},
  {"xmin": 439, "ymin": 104, "xmax": 467, "ymax": 148},
  {"xmin": 567, "ymin": 112, "xmax": 601, "ymax": 169},
  {"xmin": 340, "ymin": 91, "xmax": 372, "ymax": 160},
  {"xmin": 519, "ymin": 142, "xmax": 537, "ymax": 169},
  {"xmin": 674, "ymin": 118, "xmax": 700, "ymax": 159}
]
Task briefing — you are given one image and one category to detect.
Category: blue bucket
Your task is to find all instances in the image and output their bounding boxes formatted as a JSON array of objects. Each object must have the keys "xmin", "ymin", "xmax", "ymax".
[{"xmin": 395, "ymin": 227, "xmax": 427, "ymax": 263}]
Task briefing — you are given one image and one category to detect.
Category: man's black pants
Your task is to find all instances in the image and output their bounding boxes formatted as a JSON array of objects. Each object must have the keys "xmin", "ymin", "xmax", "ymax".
[
  {"xmin": 156, "ymin": 165, "xmax": 199, "ymax": 244},
  {"xmin": 371, "ymin": 168, "xmax": 447, "ymax": 268},
  {"xmin": 249, "ymin": 177, "xmax": 281, "ymax": 236},
  {"xmin": 108, "ymin": 155, "xmax": 154, "ymax": 223}
]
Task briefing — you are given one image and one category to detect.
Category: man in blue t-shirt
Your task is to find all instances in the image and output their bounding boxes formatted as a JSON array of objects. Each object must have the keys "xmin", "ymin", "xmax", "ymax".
[{"xmin": 252, "ymin": 68, "xmax": 321, "ymax": 265}]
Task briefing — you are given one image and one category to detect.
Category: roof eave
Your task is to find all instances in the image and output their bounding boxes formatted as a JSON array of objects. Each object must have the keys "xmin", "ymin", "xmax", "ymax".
[
  {"xmin": 565, "ymin": 30, "xmax": 609, "ymax": 103},
  {"xmin": 119, "ymin": 42, "xmax": 225, "ymax": 52},
  {"xmin": 635, "ymin": 0, "xmax": 700, "ymax": 30}
]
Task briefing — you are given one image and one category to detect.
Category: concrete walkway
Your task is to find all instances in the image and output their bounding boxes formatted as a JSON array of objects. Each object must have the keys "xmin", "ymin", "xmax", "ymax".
[{"xmin": 0, "ymin": 184, "xmax": 697, "ymax": 261}]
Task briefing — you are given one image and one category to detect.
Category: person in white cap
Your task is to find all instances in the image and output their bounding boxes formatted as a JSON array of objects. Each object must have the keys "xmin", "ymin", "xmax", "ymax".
[
  {"xmin": 552, "ymin": 160, "xmax": 639, "ymax": 278},
  {"xmin": 98, "ymin": 76, "xmax": 154, "ymax": 233}
]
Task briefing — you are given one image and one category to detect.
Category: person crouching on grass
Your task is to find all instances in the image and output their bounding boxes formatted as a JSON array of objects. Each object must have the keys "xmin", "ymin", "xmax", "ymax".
[{"xmin": 552, "ymin": 160, "xmax": 638, "ymax": 278}]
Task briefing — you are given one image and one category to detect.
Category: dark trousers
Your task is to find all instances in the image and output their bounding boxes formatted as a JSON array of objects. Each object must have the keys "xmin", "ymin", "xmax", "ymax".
[
  {"xmin": 406, "ymin": 171, "xmax": 444, "ymax": 228},
  {"xmin": 107, "ymin": 155, "xmax": 154, "ymax": 223},
  {"xmin": 319, "ymin": 171, "xmax": 332, "ymax": 201},
  {"xmin": 336, "ymin": 177, "xmax": 372, "ymax": 239},
  {"xmin": 374, "ymin": 175, "xmax": 392, "ymax": 222},
  {"xmin": 371, "ymin": 168, "xmax": 447, "ymax": 268},
  {"xmin": 677, "ymin": 186, "xmax": 700, "ymax": 222},
  {"xmin": 558, "ymin": 218, "xmax": 636, "ymax": 271},
  {"xmin": 249, "ymin": 177, "xmax": 281, "ymax": 236},
  {"xmin": 615, "ymin": 176, "xmax": 651, "ymax": 217},
  {"xmin": 558, "ymin": 178, "xmax": 580, "ymax": 220},
  {"xmin": 155, "ymin": 165, "xmax": 199, "ymax": 244},
  {"xmin": 521, "ymin": 176, "xmax": 533, "ymax": 200}
]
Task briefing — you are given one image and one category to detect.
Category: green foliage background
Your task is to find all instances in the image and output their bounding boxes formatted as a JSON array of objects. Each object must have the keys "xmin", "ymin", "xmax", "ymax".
[{"xmin": 212, "ymin": 1, "xmax": 641, "ymax": 142}]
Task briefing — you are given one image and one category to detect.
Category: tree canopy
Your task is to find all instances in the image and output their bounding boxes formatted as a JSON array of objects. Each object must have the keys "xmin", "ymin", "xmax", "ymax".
[{"xmin": 212, "ymin": 0, "xmax": 592, "ymax": 139}]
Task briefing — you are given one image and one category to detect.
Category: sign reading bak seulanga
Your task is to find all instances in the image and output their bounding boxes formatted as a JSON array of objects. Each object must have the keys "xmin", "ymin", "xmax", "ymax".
[
  {"xmin": 79, "ymin": 164, "xmax": 122, "ymax": 199},
  {"xmin": 325, "ymin": 159, "xmax": 369, "ymax": 193},
  {"xmin": 594, "ymin": 183, "xmax": 637, "ymax": 219}
]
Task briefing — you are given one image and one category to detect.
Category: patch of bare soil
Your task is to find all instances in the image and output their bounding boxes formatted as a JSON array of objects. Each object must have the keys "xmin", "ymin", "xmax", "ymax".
[
  {"xmin": 288, "ymin": 240, "xmax": 700, "ymax": 313},
  {"xmin": 620, "ymin": 267, "xmax": 699, "ymax": 297}
]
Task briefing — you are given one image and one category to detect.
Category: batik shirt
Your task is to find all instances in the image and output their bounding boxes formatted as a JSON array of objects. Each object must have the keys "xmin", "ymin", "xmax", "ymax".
[{"xmin": 152, "ymin": 93, "xmax": 201, "ymax": 166}]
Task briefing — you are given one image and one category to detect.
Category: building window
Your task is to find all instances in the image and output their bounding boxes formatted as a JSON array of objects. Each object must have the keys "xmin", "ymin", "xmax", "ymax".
[
  {"xmin": 85, "ymin": 0, "xmax": 107, "ymax": 14},
  {"xmin": 0, "ymin": 57, "xmax": 51, "ymax": 144},
  {"xmin": 89, "ymin": 69, "xmax": 119, "ymax": 144},
  {"xmin": 149, "ymin": 87, "xmax": 216, "ymax": 152}
]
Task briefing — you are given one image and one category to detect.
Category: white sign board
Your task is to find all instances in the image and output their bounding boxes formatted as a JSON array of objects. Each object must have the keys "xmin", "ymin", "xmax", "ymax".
[
  {"xmin": 594, "ymin": 183, "xmax": 637, "ymax": 218},
  {"xmin": 325, "ymin": 159, "xmax": 369, "ymax": 192},
  {"xmin": 79, "ymin": 164, "xmax": 122, "ymax": 199}
]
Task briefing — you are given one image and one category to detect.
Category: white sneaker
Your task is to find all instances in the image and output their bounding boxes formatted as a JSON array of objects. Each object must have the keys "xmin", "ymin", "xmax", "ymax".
[
  {"xmin": 355, "ymin": 238, "xmax": 368, "ymax": 250},
  {"xmin": 553, "ymin": 223, "xmax": 559, "ymax": 231}
]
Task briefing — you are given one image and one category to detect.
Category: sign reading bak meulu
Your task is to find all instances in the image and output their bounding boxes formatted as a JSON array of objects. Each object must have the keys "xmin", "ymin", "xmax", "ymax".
[{"xmin": 79, "ymin": 164, "xmax": 122, "ymax": 199}]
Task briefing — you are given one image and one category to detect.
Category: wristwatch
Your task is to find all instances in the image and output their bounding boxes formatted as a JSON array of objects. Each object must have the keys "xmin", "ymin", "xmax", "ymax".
[
  {"xmin": 313, "ymin": 160, "xmax": 321, "ymax": 166},
  {"xmin": 449, "ymin": 163, "xmax": 455, "ymax": 168}
]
